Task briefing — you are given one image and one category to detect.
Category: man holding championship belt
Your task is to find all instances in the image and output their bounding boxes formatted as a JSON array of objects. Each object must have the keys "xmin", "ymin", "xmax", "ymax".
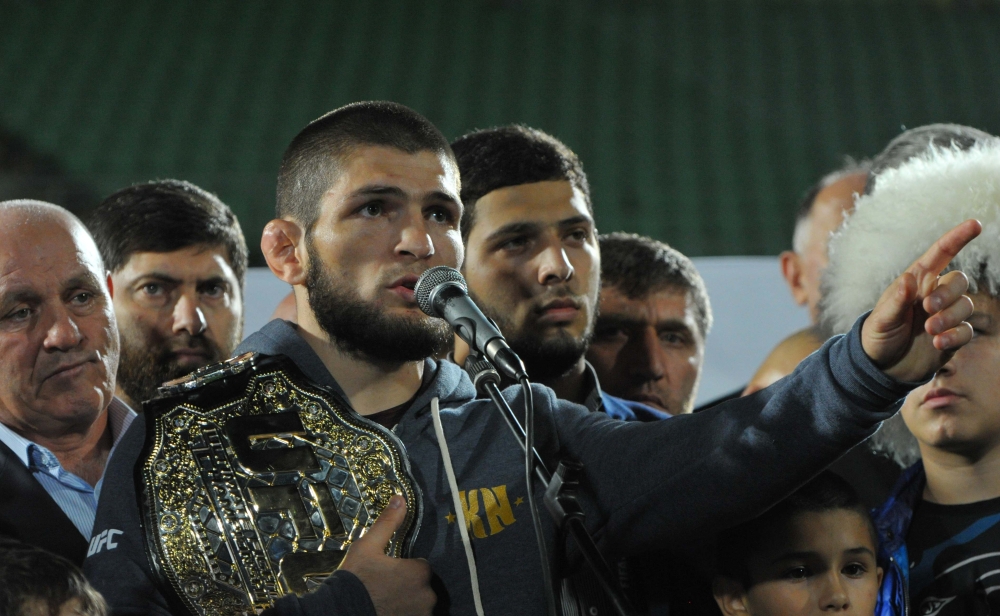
[{"xmin": 87, "ymin": 102, "xmax": 984, "ymax": 616}]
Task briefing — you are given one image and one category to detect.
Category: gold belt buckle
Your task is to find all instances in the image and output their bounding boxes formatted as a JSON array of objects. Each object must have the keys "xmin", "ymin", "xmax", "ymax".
[{"xmin": 139, "ymin": 352, "xmax": 421, "ymax": 615}]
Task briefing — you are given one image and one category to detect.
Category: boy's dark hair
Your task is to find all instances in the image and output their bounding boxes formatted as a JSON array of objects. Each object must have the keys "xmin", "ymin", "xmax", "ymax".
[
  {"xmin": 277, "ymin": 101, "xmax": 455, "ymax": 233},
  {"xmin": 451, "ymin": 125, "xmax": 592, "ymax": 243},
  {"xmin": 87, "ymin": 179, "xmax": 248, "ymax": 290},
  {"xmin": 0, "ymin": 539, "xmax": 107, "ymax": 616},
  {"xmin": 716, "ymin": 471, "xmax": 876, "ymax": 586},
  {"xmin": 866, "ymin": 123, "xmax": 994, "ymax": 194},
  {"xmin": 599, "ymin": 232, "xmax": 713, "ymax": 339}
]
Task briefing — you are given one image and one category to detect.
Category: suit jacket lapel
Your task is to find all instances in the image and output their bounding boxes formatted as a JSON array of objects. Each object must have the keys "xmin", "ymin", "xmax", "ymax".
[{"xmin": 0, "ymin": 439, "xmax": 89, "ymax": 564}]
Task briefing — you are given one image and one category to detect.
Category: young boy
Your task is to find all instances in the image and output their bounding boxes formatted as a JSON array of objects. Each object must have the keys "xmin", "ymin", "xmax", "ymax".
[
  {"xmin": 712, "ymin": 471, "xmax": 883, "ymax": 616},
  {"xmin": 819, "ymin": 129, "xmax": 1000, "ymax": 615},
  {"xmin": 0, "ymin": 539, "xmax": 108, "ymax": 616}
]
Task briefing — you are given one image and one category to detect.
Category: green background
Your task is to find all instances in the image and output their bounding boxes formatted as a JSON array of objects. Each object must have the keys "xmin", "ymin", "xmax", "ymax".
[{"xmin": 2, "ymin": 0, "xmax": 999, "ymax": 265}]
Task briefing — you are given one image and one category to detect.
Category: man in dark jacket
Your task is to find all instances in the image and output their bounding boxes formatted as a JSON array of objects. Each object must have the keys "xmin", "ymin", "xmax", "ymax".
[
  {"xmin": 0, "ymin": 200, "xmax": 133, "ymax": 565},
  {"xmin": 86, "ymin": 102, "xmax": 981, "ymax": 616}
]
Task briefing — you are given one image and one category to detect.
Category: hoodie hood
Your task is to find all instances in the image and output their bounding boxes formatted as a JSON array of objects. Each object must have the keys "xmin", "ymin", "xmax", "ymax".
[{"xmin": 234, "ymin": 319, "xmax": 475, "ymax": 417}]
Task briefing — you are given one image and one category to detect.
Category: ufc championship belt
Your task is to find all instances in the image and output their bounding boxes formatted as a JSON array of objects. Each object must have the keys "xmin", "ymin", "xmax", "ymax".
[{"xmin": 138, "ymin": 352, "xmax": 421, "ymax": 615}]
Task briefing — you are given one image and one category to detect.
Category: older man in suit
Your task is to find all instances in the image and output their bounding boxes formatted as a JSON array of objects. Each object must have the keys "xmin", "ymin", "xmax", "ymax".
[{"xmin": 0, "ymin": 200, "xmax": 132, "ymax": 565}]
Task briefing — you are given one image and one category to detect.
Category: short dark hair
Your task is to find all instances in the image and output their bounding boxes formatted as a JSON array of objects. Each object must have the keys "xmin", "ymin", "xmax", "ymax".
[
  {"xmin": 451, "ymin": 125, "xmax": 592, "ymax": 243},
  {"xmin": 791, "ymin": 159, "xmax": 871, "ymax": 251},
  {"xmin": 0, "ymin": 540, "xmax": 107, "ymax": 616},
  {"xmin": 277, "ymin": 101, "xmax": 455, "ymax": 232},
  {"xmin": 599, "ymin": 233, "xmax": 712, "ymax": 338},
  {"xmin": 866, "ymin": 123, "xmax": 994, "ymax": 194},
  {"xmin": 87, "ymin": 179, "xmax": 248, "ymax": 289},
  {"xmin": 715, "ymin": 471, "xmax": 876, "ymax": 586}
]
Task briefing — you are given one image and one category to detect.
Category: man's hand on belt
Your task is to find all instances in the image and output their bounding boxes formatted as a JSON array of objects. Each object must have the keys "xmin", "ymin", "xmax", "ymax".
[{"xmin": 339, "ymin": 495, "xmax": 436, "ymax": 616}]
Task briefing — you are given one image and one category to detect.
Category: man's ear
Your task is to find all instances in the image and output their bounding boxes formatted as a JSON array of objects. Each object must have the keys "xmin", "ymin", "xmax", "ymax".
[
  {"xmin": 877, "ymin": 565, "xmax": 884, "ymax": 588},
  {"xmin": 779, "ymin": 250, "xmax": 808, "ymax": 306},
  {"xmin": 106, "ymin": 273, "xmax": 115, "ymax": 299},
  {"xmin": 262, "ymin": 219, "xmax": 307, "ymax": 285},
  {"xmin": 712, "ymin": 576, "xmax": 751, "ymax": 616}
]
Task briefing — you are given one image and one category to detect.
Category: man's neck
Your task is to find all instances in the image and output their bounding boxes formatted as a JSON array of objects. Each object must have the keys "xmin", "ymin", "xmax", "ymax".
[
  {"xmin": 297, "ymin": 323, "xmax": 424, "ymax": 416},
  {"xmin": 921, "ymin": 442, "xmax": 1000, "ymax": 505},
  {"xmin": 1, "ymin": 409, "xmax": 113, "ymax": 487},
  {"xmin": 541, "ymin": 358, "xmax": 589, "ymax": 405}
]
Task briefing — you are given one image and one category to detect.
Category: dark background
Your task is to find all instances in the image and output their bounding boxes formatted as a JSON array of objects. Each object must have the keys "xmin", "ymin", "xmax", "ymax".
[{"xmin": 2, "ymin": 0, "xmax": 999, "ymax": 265}]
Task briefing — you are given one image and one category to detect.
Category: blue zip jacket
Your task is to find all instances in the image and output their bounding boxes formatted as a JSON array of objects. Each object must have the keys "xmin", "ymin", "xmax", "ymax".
[{"xmin": 872, "ymin": 461, "xmax": 926, "ymax": 616}]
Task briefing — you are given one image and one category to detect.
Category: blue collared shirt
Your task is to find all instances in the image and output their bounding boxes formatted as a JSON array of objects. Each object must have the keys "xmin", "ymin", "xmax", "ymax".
[{"xmin": 0, "ymin": 398, "xmax": 136, "ymax": 539}]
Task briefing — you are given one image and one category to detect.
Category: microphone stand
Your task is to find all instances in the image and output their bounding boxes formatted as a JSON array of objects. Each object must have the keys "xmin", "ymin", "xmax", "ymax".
[{"xmin": 465, "ymin": 356, "xmax": 638, "ymax": 616}]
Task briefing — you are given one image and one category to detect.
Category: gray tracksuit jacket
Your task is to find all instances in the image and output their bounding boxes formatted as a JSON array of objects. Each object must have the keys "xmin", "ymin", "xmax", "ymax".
[{"xmin": 85, "ymin": 316, "xmax": 914, "ymax": 615}]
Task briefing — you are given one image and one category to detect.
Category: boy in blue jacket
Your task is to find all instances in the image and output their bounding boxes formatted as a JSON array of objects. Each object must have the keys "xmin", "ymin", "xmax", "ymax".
[{"xmin": 821, "ymin": 125, "xmax": 1000, "ymax": 616}]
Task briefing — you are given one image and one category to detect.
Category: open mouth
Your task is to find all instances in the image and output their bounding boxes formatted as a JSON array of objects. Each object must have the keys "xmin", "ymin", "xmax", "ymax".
[{"xmin": 387, "ymin": 274, "xmax": 421, "ymax": 302}]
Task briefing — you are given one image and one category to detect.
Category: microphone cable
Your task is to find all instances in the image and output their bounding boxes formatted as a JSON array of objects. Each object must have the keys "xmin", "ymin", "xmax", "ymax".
[{"xmin": 521, "ymin": 376, "xmax": 559, "ymax": 616}]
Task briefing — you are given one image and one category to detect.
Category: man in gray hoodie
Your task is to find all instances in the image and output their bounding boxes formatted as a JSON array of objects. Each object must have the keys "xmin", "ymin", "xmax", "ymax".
[{"xmin": 85, "ymin": 101, "xmax": 981, "ymax": 616}]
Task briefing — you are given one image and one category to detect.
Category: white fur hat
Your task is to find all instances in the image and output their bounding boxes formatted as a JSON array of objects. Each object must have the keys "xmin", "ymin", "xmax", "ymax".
[{"xmin": 821, "ymin": 138, "xmax": 1000, "ymax": 335}]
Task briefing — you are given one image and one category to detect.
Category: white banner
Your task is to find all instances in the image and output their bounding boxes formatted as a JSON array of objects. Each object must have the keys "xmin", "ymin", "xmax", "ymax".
[{"xmin": 242, "ymin": 257, "xmax": 811, "ymax": 406}]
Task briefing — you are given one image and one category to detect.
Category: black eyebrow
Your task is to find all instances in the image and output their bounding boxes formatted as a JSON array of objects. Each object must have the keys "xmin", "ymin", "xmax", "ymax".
[
  {"xmin": 769, "ymin": 546, "xmax": 875, "ymax": 565},
  {"xmin": 843, "ymin": 547, "xmax": 876, "ymax": 558},
  {"xmin": 424, "ymin": 190, "xmax": 461, "ymax": 206},
  {"xmin": 65, "ymin": 272, "xmax": 103, "ymax": 290},
  {"xmin": 348, "ymin": 185, "xmax": 460, "ymax": 207},
  {"xmin": 595, "ymin": 314, "xmax": 693, "ymax": 332},
  {"xmin": 132, "ymin": 273, "xmax": 182, "ymax": 286},
  {"xmin": 485, "ymin": 222, "xmax": 542, "ymax": 244},
  {"xmin": 770, "ymin": 551, "xmax": 819, "ymax": 564},
  {"xmin": 558, "ymin": 215, "xmax": 593, "ymax": 228},
  {"xmin": 349, "ymin": 185, "xmax": 408, "ymax": 200},
  {"xmin": 196, "ymin": 276, "xmax": 230, "ymax": 287},
  {"xmin": 0, "ymin": 287, "xmax": 42, "ymax": 312},
  {"xmin": 595, "ymin": 314, "xmax": 643, "ymax": 329}
]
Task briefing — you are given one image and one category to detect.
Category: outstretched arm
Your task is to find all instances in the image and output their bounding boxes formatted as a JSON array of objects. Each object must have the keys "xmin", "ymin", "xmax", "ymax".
[{"xmin": 541, "ymin": 220, "xmax": 981, "ymax": 555}]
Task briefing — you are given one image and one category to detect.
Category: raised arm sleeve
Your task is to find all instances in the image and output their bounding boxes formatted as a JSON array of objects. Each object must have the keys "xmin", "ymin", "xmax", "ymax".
[{"xmin": 530, "ymin": 313, "xmax": 919, "ymax": 556}]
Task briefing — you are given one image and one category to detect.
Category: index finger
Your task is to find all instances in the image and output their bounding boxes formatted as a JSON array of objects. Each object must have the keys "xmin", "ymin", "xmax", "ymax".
[
  {"xmin": 907, "ymin": 219, "xmax": 982, "ymax": 290},
  {"xmin": 354, "ymin": 495, "xmax": 406, "ymax": 553}
]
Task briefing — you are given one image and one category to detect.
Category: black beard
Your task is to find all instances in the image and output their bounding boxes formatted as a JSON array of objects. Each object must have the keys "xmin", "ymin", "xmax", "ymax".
[
  {"xmin": 506, "ymin": 328, "xmax": 589, "ymax": 381},
  {"xmin": 470, "ymin": 290, "xmax": 591, "ymax": 382},
  {"xmin": 117, "ymin": 330, "xmax": 224, "ymax": 408},
  {"xmin": 305, "ymin": 245, "xmax": 452, "ymax": 365}
]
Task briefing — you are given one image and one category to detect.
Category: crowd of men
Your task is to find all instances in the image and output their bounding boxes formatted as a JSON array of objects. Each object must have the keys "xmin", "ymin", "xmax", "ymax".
[{"xmin": 0, "ymin": 103, "xmax": 996, "ymax": 616}]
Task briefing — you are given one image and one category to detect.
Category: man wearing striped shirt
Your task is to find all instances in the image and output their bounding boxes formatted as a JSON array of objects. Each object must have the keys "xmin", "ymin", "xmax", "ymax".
[{"xmin": 0, "ymin": 200, "xmax": 134, "ymax": 565}]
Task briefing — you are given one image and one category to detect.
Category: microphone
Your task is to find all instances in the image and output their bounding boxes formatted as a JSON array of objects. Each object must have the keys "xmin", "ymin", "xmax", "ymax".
[{"xmin": 414, "ymin": 266, "xmax": 528, "ymax": 381}]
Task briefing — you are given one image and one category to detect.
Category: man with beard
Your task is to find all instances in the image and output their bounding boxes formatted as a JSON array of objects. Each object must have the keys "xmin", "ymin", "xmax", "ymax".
[
  {"xmin": 86, "ymin": 180, "xmax": 247, "ymax": 409},
  {"xmin": 0, "ymin": 201, "xmax": 129, "ymax": 566},
  {"xmin": 451, "ymin": 125, "xmax": 667, "ymax": 421},
  {"xmin": 87, "ymin": 102, "xmax": 982, "ymax": 616}
]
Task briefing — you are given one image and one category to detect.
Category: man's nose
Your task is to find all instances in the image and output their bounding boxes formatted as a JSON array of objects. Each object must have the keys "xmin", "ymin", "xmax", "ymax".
[
  {"xmin": 396, "ymin": 216, "xmax": 435, "ymax": 260},
  {"xmin": 536, "ymin": 245, "xmax": 574, "ymax": 285},
  {"xmin": 630, "ymin": 328, "xmax": 666, "ymax": 381},
  {"xmin": 173, "ymin": 293, "xmax": 207, "ymax": 336},
  {"xmin": 43, "ymin": 305, "xmax": 84, "ymax": 351},
  {"xmin": 819, "ymin": 574, "xmax": 850, "ymax": 611}
]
